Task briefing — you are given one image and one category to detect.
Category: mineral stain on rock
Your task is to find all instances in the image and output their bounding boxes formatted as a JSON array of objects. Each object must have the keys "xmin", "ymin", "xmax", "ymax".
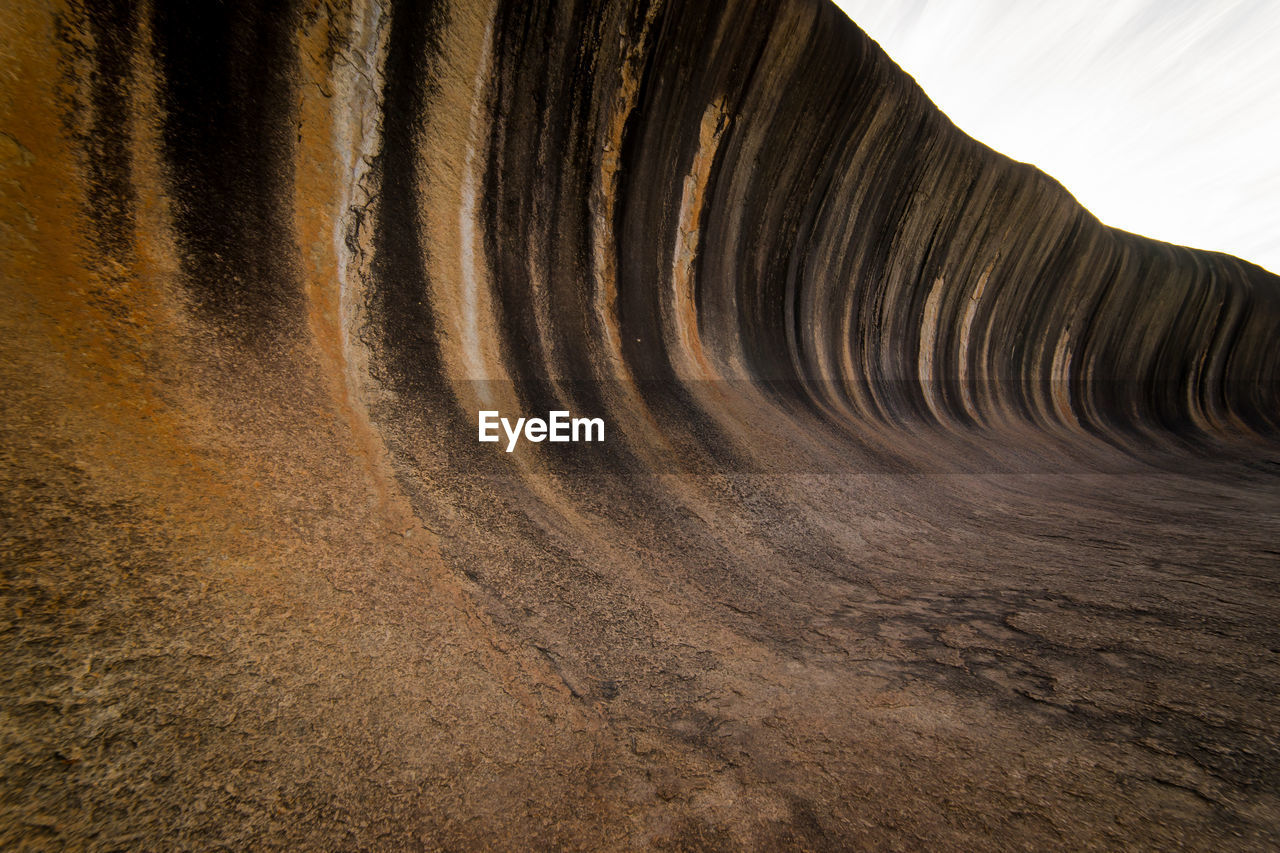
[{"xmin": 1, "ymin": 0, "xmax": 1278, "ymax": 849}]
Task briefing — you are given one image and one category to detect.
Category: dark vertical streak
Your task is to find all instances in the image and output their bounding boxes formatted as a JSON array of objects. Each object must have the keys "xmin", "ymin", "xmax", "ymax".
[
  {"xmin": 85, "ymin": 0, "xmax": 137, "ymax": 265},
  {"xmin": 151, "ymin": 0, "xmax": 301, "ymax": 340},
  {"xmin": 366, "ymin": 0, "xmax": 447, "ymax": 396}
]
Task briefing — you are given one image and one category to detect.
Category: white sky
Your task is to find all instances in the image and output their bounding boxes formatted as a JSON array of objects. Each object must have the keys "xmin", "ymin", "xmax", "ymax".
[{"xmin": 832, "ymin": 0, "xmax": 1280, "ymax": 273}]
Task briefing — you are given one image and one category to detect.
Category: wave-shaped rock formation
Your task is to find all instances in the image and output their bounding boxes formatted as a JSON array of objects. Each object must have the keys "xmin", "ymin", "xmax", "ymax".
[{"xmin": 3, "ymin": 0, "xmax": 1279, "ymax": 848}]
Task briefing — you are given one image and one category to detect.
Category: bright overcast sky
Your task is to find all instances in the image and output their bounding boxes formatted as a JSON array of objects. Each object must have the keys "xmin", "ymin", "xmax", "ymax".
[{"xmin": 832, "ymin": 0, "xmax": 1280, "ymax": 273}]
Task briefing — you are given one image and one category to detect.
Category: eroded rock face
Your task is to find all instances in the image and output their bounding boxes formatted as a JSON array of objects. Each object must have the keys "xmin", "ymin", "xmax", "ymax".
[{"xmin": 2, "ymin": 0, "xmax": 1278, "ymax": 849}]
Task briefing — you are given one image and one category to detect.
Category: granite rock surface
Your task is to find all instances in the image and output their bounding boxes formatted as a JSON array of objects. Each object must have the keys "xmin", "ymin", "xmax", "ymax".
[{"xmin": 2, "ymin": 0, "xmax": 1279, "ymax": 849}]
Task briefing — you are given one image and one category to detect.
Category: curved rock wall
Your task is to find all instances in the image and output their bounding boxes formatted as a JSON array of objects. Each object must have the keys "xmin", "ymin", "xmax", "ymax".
[{"xmin": 2, "ymin": 0, "xmax": 1278, "ymax": 848}]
